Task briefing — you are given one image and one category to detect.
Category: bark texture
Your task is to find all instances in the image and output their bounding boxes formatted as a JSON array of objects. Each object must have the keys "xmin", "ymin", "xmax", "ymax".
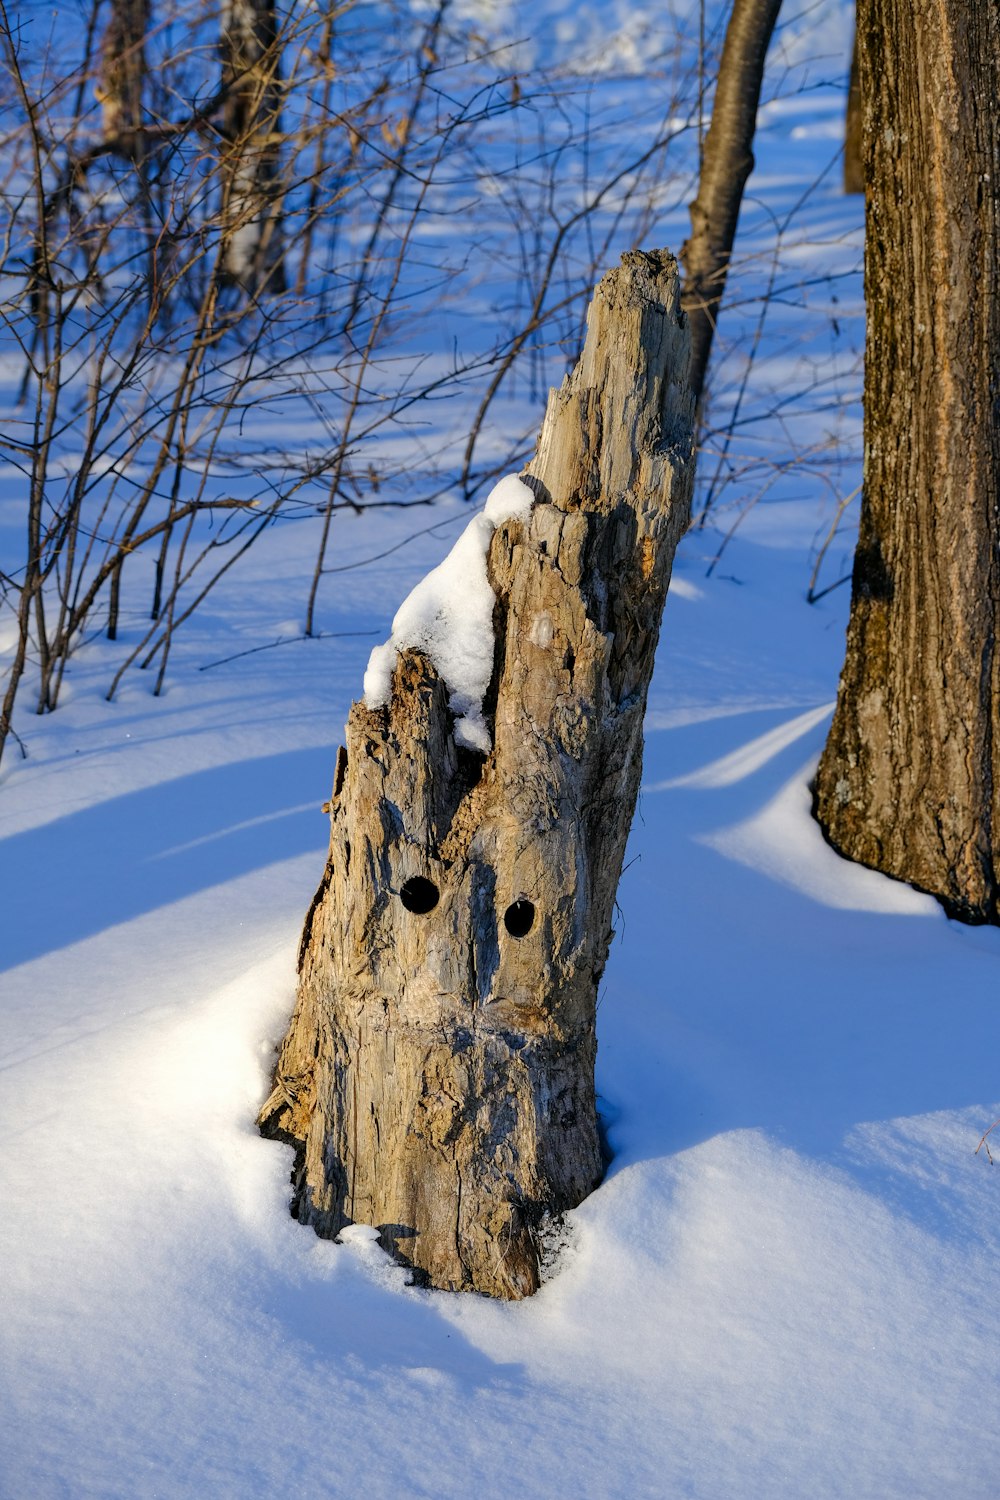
[
  {"xmin": 259, "ymin": 250, "xmax": 694, "ymax": 1297},
  {"xmin": 844, "ymin": 27, "xmax": 863, "ymax": 195},
  {"xmin": 681, "ymin": 0, "xmax": 782, "ymax": 401},
  {"xmin": 97, "ymin": 0, "xmax": 149, "ymax": 153},
  {"xmin": 815, "ymin": 0, "xmax": 1000, "ymax": 922},
  {"xmin": 219, "ymin": 0, "xmax": 284, "ymax": 292}
]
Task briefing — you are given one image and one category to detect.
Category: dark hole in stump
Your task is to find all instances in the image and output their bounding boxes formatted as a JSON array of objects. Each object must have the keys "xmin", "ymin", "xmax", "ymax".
[
  {"xmin": 504, "ymin": 899, "xmax": 535, "ymax": 938},
  {"xmin": 399, "ymin": 876, "xmax": 439, "ymax": 914}
]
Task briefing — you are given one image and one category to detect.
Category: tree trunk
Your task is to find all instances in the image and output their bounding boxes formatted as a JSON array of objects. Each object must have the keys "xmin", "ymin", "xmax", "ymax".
[
  {"xmin": 843, "ymin": 27, "xmax": 863, "ymax": 194},
  {"xmin": 681, "ymin": 0, "xmax": 782, "ymax": 403},
  {"xmin": 258, "ymin": 250, "xmax": 695, "ymax": 1297},
  {"xmin": 97, "ymin": 0, "xmax": 149, "ymax": 155},
  {"xmin": 814, "ymin": 0, "xmax": 1000, "ymax": 923},
  {"xmin": 219, "ymin": 0, "xmax": 284, "ymax": 293}
]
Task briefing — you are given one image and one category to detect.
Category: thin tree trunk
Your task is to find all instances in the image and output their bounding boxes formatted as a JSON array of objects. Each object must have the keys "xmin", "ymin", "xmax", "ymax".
[
  {"xmin": 97, "ymin": 0, "xmax": 149, "ymax": 155},
  {"xmin": 843, "ymin": 27, "xmax": 863, "ymax": 194},
  {"xmin": 258, "ymin": 250, "xmax": 695, "ymax": 1297},
  {"xmin": 219, "ymin": 0, "xmax": 285, "ymax": 293},
  {"xmin": 681, "ymin": 0, "xmax": 782, "ymax": 403},
  {"xmin": 814, "ymin": 0, "xmax": 1000, "ymax": 923},
  {"xmin": 0, "ymin": 583, "xmax": 35, "ymax": 770}
]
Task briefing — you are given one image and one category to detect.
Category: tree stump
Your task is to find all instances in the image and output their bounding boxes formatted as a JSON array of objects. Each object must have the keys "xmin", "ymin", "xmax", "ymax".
[{"xmin": 259, "ymin": 249, "xmax": 694, "ymax": 1297}]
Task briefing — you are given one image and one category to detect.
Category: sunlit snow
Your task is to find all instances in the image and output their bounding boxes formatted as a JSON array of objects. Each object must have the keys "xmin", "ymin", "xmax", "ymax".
[
  {"xmin": 363, "ymin": 474, "xmax": 533, "ymax": 752},
  {"xmin": 3, "ymin": 3, "xmax": 1000, "ymax": 1498}
]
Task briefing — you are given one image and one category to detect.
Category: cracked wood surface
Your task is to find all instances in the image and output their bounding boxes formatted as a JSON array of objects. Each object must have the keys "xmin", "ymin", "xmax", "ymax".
[{"xmin": 259, "ymin": 249, "xmax": 694, "ymax": 1296}]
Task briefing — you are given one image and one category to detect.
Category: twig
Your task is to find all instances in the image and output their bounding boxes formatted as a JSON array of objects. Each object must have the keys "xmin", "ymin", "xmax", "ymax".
[
  {"xmin": 198, "ymin": 629, "xmax": 379, "ymax": 671},
  {"xmin": 806, "ymin": 571, "xmax": 851, "ymax": 604},
  {"xmin": 974, "ymin": 1118, "xmax": 1000, "ymax": 1164},
  {"xmin": 807, "ymin": 483, "xmax": 861, "ymax": 602}
]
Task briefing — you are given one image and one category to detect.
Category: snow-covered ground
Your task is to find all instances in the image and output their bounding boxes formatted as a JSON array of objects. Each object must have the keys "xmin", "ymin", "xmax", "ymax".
[{"xmin": 4, "ymin": 4, "xmax": 1000, "ymax": 1497}]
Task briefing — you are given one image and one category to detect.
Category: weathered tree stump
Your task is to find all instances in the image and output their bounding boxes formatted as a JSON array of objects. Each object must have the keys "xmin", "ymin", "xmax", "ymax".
[{"xmin": 259, "ymin": 249, "xmax": 694, "ymax": 1297}]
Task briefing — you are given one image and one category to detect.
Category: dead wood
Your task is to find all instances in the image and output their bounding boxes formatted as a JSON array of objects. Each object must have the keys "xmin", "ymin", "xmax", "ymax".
[{"xmin": 259, "ymin": 249, "xmax": 694, "ymax": 1297}]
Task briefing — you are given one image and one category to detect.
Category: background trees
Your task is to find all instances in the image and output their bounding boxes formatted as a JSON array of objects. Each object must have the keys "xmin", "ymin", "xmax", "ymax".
[
  {"xmin": 98, "ymin": 0, "xmax": 149, "ymax": 150},
  {"xmin": 2, "ymin": 0, "xmax": 727, "ymax": 767},
  {"xmin": 218, "ymin": 0, "xmax": 285, "ymax": 292},
  {"xmin": 681, "ymin": 0, "xmax": 782, "ymax": 404},
  {"xmin": 0, "ymin": 0, "xmax": 862, "ymax": 764}
]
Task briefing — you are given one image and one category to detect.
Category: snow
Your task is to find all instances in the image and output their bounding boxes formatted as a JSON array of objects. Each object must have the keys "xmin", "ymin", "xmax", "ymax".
[
  {"xmin": 700, "ymin": 757, "xmax": 942, "ymax": 913},
  {"xmin": 363, "ymin": 473, "xmax": 533, "ymax": 752},
  {"xmin": 6, "ymin": 496, "xmax": 1000, "ymax": 1500},
  {"xmin": 4, "ymin": 2, "xmax": 1000, "ymax": 1496}
]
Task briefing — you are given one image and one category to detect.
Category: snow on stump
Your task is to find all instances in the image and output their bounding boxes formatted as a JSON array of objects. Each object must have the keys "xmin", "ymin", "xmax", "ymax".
[{"xmin": 258, "ymin": 249, "xmax": 695, "ymax": 1298}]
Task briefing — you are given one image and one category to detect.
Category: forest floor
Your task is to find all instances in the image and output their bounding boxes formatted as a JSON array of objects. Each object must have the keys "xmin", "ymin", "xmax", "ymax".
[{"xmin": 3, "ymin": 3, "xmax": 999, "ymax": 1496}]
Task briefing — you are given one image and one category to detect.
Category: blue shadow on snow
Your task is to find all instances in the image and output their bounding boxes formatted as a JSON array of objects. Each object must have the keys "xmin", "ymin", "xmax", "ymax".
[
  {"xmin": 0, "ymin": 747, "xmax": 333, "ymax": 971},
  {"xmin": 598, "ymin": 704, "xmax": 1000, "ymax": 1174}
]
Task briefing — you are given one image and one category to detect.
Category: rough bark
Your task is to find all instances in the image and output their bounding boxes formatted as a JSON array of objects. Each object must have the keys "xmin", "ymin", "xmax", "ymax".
[
  {"xmin": 219, "ymin": 0, "xmax": 284, "ymax": 293},
  {"xmin": 843, "ymin": 27, "xmax": 863, "ymax": 195},
  {"xmin": 814, "ymin": 0, "xmax": 1000, "ymax": 923},
  {"xmin": 97, "ymin": 0, "xmax": 149, "ymax": 154},
  {"xmin": 259, "ymin": 250, "xmax": 695, "ymax": 1297},
  {"xmin": 681, "ymin": 0, "xmax": 782, "ymax": 402}
]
